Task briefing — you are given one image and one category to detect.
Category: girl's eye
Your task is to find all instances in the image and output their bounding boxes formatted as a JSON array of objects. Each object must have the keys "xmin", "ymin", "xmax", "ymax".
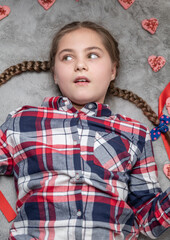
[
  {"xmin": 62, "ymin": 55, "xmax": 73, "ymax": 61},
  {"xmin": 88, "ymin": 53, "xmax": 99, "ymax": 59}
]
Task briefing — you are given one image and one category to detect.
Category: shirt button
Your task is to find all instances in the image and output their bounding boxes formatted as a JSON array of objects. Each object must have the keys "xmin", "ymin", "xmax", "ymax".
[
  {"xmin": 77, "ymin": 210, "xmax": 82, "ymax": 217},
  {"xmin": 96, "ymin": 132, "xmax": 101, "ymax": 140},
  {"xmin": 87, "ymin": 103, "xmax": 96, "ymax": 110},
  {"xmin": 75, "ymin": 173, "xmax": 80, "ymax": 180}
]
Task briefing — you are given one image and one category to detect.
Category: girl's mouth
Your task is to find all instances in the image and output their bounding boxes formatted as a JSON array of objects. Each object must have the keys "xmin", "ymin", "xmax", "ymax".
[{"xmin": 74, "ymin": 77, "xmax": 90, "ymax": 85}]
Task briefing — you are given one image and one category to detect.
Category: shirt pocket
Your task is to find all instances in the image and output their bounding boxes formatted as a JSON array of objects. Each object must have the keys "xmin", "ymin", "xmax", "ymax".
[{"xmin": 93, "ymin": 131, "xmax": 132, "ymax": 172}]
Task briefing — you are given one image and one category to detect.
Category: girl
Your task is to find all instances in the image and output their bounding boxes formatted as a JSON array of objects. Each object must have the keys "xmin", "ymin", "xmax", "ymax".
[{"xmin": 0, "ymin": 21, "xmax": 169, "ymax": 240}]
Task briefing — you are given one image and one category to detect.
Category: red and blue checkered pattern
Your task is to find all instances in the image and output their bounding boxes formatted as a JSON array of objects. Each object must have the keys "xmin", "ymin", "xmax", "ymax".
[{"xmin": 0, "ymin": 96, "xmax": 169, "ymax": 239}]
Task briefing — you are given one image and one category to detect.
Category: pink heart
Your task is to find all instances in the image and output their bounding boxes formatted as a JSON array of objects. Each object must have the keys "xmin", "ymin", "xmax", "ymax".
[
  {"xmin": 38, "ymin": 0, "xmax": 56, "ymax": 10},
  {"xmin": 163, "ymin": 164, "xmax": 170, "ymax": 180},
  {"xmin": 118, "ymin": 0, "xmax": 135, "ymax": 10},
  {"xmin": 142, "ymin": 18, "xmax": 159, "ymax": 34},
  {"xmin": 0, "ymin": 5, "xmax": 10, "ymax": 21},
  {"xmin": 148, "ymin": 56, "xmax": 166, "ymax": 72}
]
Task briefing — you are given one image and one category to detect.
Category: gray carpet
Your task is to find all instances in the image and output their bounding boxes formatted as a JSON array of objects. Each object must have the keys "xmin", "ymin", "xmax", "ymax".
[{"xmin": 0, "ymin": 0, "xmax": 170, "ymax": 239}]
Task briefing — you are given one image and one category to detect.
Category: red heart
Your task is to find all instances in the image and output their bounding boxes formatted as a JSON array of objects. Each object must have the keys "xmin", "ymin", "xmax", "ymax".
[
  {"xmin": 38, "ymin": 0, "xmax": 56, "ymax": 10},
  {"xmin": 142, "ymin": 18, "xmax": 159, "ymax": 34},
  {"xmin": 148, "ymin": 56, "xmax": 166, "ymax": 72},
  {"xmin": 118, "ymin": 0, "xmax": 135, "ymax": 10},
  {"xmin": 163, "ymin": 164, "xmax": 170, "ymax": 180},
  {"xmin": 0, "ymin": 5, "xmax": 10, "ymax": 21}
]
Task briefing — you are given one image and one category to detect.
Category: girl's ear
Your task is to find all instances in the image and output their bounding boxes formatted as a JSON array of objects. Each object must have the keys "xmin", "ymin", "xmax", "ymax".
[{"xmin": 111, "ymin": 63, "xmax": 117, "ymax": 81}]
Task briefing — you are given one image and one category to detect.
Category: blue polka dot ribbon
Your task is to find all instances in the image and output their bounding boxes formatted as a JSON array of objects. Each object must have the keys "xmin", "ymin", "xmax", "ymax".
[{"xmin": 150, "ymin": 115, "xmax": 170, "ymax": 141}]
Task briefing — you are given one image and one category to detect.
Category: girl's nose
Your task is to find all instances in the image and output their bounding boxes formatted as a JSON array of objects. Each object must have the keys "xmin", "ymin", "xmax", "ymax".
[{"xmin": 74, "ymin": 59, "xmax": 88, "ymax": 71}]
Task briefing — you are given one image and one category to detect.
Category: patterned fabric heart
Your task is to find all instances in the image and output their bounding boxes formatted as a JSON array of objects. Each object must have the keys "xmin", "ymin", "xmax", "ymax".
[
  {"xmin": 38, "ymin": 0, "xmax": 56, "ymax": 10},
  {"xmin": 142, "ymin": 18, "xmax": 159, "ymax": 34},
  {"xmin": 0, "ymin": 5, "xmax": 10, "ymax": 21},
  {"xmin": 118, "ymin": 0, "xmax": 135, "ymax": 10},
  {"xmin": 148, "ymin": 55, "xmax": 166, "ymax": 72},
  {"xmin": 163, "ymin": 164, "xmax": 170, "ymax": 180}
]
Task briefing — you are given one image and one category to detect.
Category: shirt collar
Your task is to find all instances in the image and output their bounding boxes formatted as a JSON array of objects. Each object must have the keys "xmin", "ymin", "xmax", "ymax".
[{"xmin": 42, "ymin": 96, "xmax": 112, "ymax": 117}]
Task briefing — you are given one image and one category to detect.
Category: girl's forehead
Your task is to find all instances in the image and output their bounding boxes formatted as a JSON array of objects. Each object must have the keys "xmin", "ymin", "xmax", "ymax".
[{"xmin": 58, "ymin": 28, "xmax": 104, "ymax": 48}]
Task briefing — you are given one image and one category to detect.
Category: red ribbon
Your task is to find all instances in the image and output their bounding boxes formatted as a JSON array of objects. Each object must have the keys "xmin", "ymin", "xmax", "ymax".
[
  {"xmin": 158, "ymin": 82, "xmax": 170, "ymax": 160},
  {"xmin": 0, "ymin": 191, "xmax": 16, "ymax": 222}
]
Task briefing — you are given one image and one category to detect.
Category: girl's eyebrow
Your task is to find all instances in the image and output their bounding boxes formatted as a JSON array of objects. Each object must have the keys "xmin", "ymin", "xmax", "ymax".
[
  {"xmin": 58, "ymin": 49, "xmax": 73, "ymax": 56},
  {"xmin": 58, "ymin": 46, "xmax": 103, "ymax": 56},
  {"xmin": 85, "ymin": 46, "xmax": 103, "ymax": 52}
]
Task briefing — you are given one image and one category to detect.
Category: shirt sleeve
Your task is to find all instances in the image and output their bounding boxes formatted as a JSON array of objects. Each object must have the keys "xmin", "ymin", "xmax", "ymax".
[
  {"xmin": 0, "ymin": 114, "xmax": 14, "ymax": 176},
  {"xmin": 127, "ymin": 128, "xmax": 170, "ymax": 238}
]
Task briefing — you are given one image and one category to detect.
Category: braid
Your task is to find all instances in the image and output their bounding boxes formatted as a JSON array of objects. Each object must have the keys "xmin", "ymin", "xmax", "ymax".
[
  {"xmin": 109, "ymin": 83, "xmax": 170, "ymax": 145},
  {"xmin": 0, "ymin": 61, "xmax": 169, "ymax": 145},
  {"xmin": 109, "ymin": 85, "xmax": 159, "ymax": 125},
  {"xmin": 0, "ymin": 61, "xmax": 50, "ymax": 87}
]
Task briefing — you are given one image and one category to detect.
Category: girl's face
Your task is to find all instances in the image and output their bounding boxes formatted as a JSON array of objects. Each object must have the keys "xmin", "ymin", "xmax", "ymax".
[{"xmin": 53, "ymin": 27, "xmax": 116, "ymax": 109}]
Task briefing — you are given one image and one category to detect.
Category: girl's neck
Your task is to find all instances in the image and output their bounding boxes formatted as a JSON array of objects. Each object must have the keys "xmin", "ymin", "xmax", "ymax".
[{"xmin": 72, "ymin": 102, "xmax": 85, "ymax": 110}]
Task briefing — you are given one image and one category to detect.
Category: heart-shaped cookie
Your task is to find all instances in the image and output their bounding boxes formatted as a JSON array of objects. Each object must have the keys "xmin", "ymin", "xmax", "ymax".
[
  {"xmin": 163, "ymin": 164, "xmax": 170, "ymax": 180},
  {"xmin": 148, "ymin": 56, "xmax": 166, "ymax": 72},
  {"xmin": 0, "ymin": 5, "xmax": 10, "ymax": 21},
  {"xmin": 142, "ymin": 18, "xmax": 159, "ymax": 34},
  {"xmin": 38, "ymin": 0, "xmax": 56, "ymax": 10},
  {"xmin": 118, "ymin": 0, "xmax": 135, "ymax": 10}
]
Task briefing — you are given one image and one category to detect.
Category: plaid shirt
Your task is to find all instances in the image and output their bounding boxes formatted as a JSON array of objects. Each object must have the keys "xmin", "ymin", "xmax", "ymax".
[{"xmin": 0, "ymin": 96, "xmax": 169, "ymax": 240}]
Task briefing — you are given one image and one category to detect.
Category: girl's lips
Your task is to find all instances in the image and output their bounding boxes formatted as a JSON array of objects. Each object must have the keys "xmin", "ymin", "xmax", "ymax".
[
  {"xmin": 75, "ymin": 81, "xmax": 89, "ymax": 86},
  {"xmin": 74, "ymin": 76, "xmax": 90, "ymax": 86},
  {"xmin": 74, "ymin": 76, "xmax": 90, "ymax": 83}
]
